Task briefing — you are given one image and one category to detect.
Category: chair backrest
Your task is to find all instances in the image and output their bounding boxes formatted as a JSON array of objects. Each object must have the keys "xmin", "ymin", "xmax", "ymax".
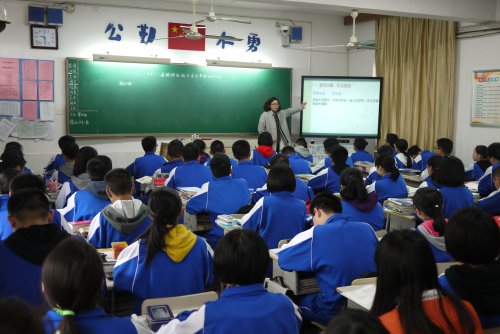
[
  {"xmin": 141, "ymin": 291, "xmax": 219, "ymax": 316},
  {"xmin": 351, "ymin": 277, "xmax": 377, "ymax": 285}
]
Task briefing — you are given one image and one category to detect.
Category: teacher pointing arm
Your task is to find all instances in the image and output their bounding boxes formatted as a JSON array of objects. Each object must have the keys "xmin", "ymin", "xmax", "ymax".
[{"xmin": 258, "ymin": 96, "xmax": 307, "ymax": 152}]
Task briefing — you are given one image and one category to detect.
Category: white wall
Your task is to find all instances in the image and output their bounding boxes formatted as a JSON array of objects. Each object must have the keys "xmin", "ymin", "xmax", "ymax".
[{"xmin": 0, "ymin": 0, "xmax": 348, "ymax": 173}]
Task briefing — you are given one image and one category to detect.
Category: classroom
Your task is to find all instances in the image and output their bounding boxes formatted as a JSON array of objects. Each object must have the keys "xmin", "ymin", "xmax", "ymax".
[{"xmin": 0, "ymin": 0, "xmax": 500, "ymax": 333}]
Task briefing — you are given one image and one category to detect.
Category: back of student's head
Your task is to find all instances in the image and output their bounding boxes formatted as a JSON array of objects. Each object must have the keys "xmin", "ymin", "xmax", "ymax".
[
  {"xmin": 426, "ymin": 155, "xmax": 443, "ymax": 178},
  {"xmin": 72, "ymin": 146, "xmax": 98, "ymax": 176},
  {"xmin": 376, "ymin": 145, "xmax": 393, "ymax": 160},
  {"xmin": 487, "ymin": 142, "xmax": 500, "ymax": 161},
  {"xmin": 210, "ymin": 140, "xmax": 225, "ymax": 154},
  {"xmin": 474, "ymin": 145, "xmax": 488, "ymax": 160},
  {"xmin": 7, "ymin": 188, "xmax": 50, "ymax": 225},
  {"xmin": 281, "ymin": 146, "xmax": 295, "ymax": 156},
  {"xmin": 87, "ymin": 155, "xmax": 112, "ymax": 181},
  {"xmin": 434, "ymin": 156, "xmax": 465, "ymax": 187},
  {"xmin": 407, "ymin": 145, "xmax": 421, "ymax": 157},
  {"xmin": 395, "ymin": 139, "xmax": 412, "ymax": 168},
  {"xmin": 145, "ymin": 188, "xmax": 182, "ymax": 265},
  {"xmin": 182, "ymin": 143, "xmax": 200, "ymax": 162},
  {"xmin": 436, "ymin": 138, "xmax": 453, "ymax": 155},
  {"xmin": 0, "ymin": 298, "xmax": 44, "ymax": 334},
  {"xmin": 58, "ymin": 135, "xmax": 76, "ymax": 150},
  {"xmin": 232, "ymin": 140, "xmax": 251, "ymax": 160},
  {"xmin": 267, "ymin": 165, "xmax": 295, "ymax": 193},
  {"xmin": 323, "ymin": 137, "xmax": 339, "ymax": 150},
  {"xmin": 141, "ymin": 136, "xmax": 157, "ymax": 152},
  {"xmin": 0, "ymin": 150, "xmax": 26, "ymax": 171},
  {"xmin": 210, "ymin": 153, "xmax": 231, "ymax": 178},
  {"xmin": 104, "ymin": 168, "xmax": 132, "ymax": 196},
  {"xmin": 295, "ymin": 137, "xmax": 307, "ymax": 148},
  {"xmin": 446, "ymin": 208, "xmax": 500, "ymax": 265},
  {"xmin": 257, "ymin": 132, "xmax": 273, "ymax": 147},
  {"xmin": 0, "ymin": 168, "xmax": 19, "ymax": 194},
  {"xmin": 193, "ymin": 139, "xmax": 206, "ymax": 152},
  {"xmin": 4, "ymin": 141, "xmax": 23, "ymax": 153},
  {"xmin": 167, "ymin": 139, "xmax": 184, "ymax": 159},
  {"xmin": 375, "ymin": 155, "xmax": 399, "ymax": 181},
  {"xmin": 42, "ymin": 238, "xmax": 104, "ymax": 334},
  {"xmin": 340, "ymin": 168, "xmax": 369, "ymax": 202},
  {"xmin": 61, "ymin": 142, "xmax": 79, "ymax": 160},
  {"xmin": 332, "ymin": 145, "xmax": 349, "ymax": 174},
  {"xmin": 269, "ymin": 153, "xmax": 289, "ymax": 167},
  {"xmin": 327, "ymin": 309, "xmax": 389, "ymax": 334},
  {"xmin": 9, "ymin": 173, "xmax": 45, "ymax": 194},
  {"xmin": 310, "ymin": 192, "xmax": 342, "ymax": 214},
  {"xmin": 353, "ymin": 137, "xmax": 368, "ymax": 151},
  {"xmin": 413, "ymin": 188, "xmax": 446, "ymax": 236},
  {"xmin": 215, "ymin": 229, "xmax": 269, "ymax": 285},
  {"xmin": 385, "ymin": 133, "xmax": 398, "ymax": 147}
]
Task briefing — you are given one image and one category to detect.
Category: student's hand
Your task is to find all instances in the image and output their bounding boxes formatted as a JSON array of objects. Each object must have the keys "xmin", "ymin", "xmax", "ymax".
[{"xmin": 299, "ymin": 102, "xmax": 307, "ymax": 110}]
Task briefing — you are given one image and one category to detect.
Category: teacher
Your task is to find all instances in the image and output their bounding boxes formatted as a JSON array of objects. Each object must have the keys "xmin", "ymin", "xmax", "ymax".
[{"xmin": 258, "ymin": 97, "xmax": 307, "ymax": 152}]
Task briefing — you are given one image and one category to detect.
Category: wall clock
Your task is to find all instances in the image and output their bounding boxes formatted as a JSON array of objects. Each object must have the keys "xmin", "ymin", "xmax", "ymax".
[{"xmin": 31, "ymin": 25, "xmax": 58, "ymax": 49}]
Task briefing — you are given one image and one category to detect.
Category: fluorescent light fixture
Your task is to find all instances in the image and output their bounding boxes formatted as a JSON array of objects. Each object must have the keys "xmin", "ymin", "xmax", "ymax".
[
  {"xmin": 206, "ymin": 59, "xmax": 272, "ymax": 68},
  {"xmin": 93, "ymin": 54, "xmax": 171, "ymax": 64}
]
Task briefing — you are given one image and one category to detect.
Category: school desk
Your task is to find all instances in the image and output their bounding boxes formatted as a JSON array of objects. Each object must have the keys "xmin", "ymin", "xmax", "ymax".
[
  {"xmin": 183, "ymin": 212, "xmax": 212, "ymax": 232},
  {"xmin": 383, "ymin": 208, "xmax": 416, "ymax": 231}
]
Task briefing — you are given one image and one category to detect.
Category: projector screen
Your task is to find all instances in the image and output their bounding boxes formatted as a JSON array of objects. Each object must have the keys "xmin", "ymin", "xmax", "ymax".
[{"xmin": 300, "ymin": 76, "xmax": 382, "ymax": 138}]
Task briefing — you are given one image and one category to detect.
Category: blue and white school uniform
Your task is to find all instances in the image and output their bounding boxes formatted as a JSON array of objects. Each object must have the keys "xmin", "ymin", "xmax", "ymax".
[
  {"xmin": 341, "ymin": 195, "xmax": 385, "ymax": 231},
  {"xmin": 126, "ymin": 152, "xmax": 166, "ymax": 197},
  {"xmin": 44, "ymin": 307, "xmax": 140, "ymax": 334},
  {"xmin": 157, "ymin": 284, "xmax": 301, "ymax": 334},
  {"xmin": 471, "ymin": 160, "xmax": 491, "ymax": 181},
  {"xmin": 241, "ymin": 192, "xmax": 307, "ymax": 249},
  {"xmin": 311, "ymin": 156, "xmax": 353, "ymax": 174},
  {"xmin": 44, "ymin": 153, "xmax": 66, "ymax": 180},
  {"xmin": 412, "ymin": 150, "xmax": 435, "ymax": 172},
  {"xmin": 478, "ymin": 163, "xmax": 500, "ymax": 197},
  {"xmin": 477, "ymin": 189, "xmax": 500, "ymax": 216},
  {"xmin": 186, "ymin": 176, "xmax": 250, "ymax": 248},
  {"xmin": 60, "ymin": 181, "xmax": 111, "ymax": 222},
  {"xmin": 364, "ymin": 166, "xmax": 381, "ymax": 186},
  {"xmin": 0, "ymin": 194, "xmax": 11, "ymax": 241},
  {"xmin": 88, "ymin": 199, "xmax": 151, "ymax": 249},
  {"xmin": 419, "ymin": 177, "xmax": 440, "ymax": 189},
  {"xmin": 159, "ymin": 159, "xmax": 184, "ymax": 175},
  {"xmin": 204, "ymin": 156, "xmax": 238, "ymax": 170},
  {"xmin": 308, "ymin": 167, "xmax": 342, "ymax": 194},
  {"xmin": 351, "ymin": 150, "xmax": 374, "ymax": 163},
  {"xmin": 252, "ymin": 148, "xmax": 276, "ymax": 166},
  {"xmin": 231, "ymin": 160, "xmax": 267, "ymax": 191},
  {"xmin": 165, "ymin": 161, "xmax": 212, "ymax": 190},
  {"xmin": 295, "ymin": 146, "xmax": 313, "ymax": 163},
  {"xmin": 417, "ymin": 222, "xmax": 453, "ymax": 262},
  {"xmin": 395, "ymin": 153, "xmax": 412, "ymax": 169},
  {"xmin": 277, "ymin": 214, "xmax": 377, "ymax": 325},
  {"xmin": 288, "ymin": 154, "xmax": 312, "ymax": 174},
  {"xmin": 252, "ymin": 179, "xmax": 315, "ymax": 204},
  {"xmin": 366, "ymin": 174, "xmax": 408, "ymax": 204},
  {"xmin": 55, "ymin": 173, "xmax": 91, "ymax": 209},
  {"xmin": 438, "ymin": 185, "xmax": 474, "ymax": 218}
]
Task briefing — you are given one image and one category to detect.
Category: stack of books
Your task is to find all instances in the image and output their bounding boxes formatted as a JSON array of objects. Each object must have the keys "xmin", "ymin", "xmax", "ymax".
[
  {"xmin": 383, "ymin": 198, "xmax": 414, "ymax": 216},
  {"xmin": 177, "ymin": 187, "xmax": 200, "ymax": 206}
]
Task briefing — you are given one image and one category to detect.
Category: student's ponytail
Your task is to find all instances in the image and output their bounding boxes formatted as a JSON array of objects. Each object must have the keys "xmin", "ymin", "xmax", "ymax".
[
  {"xmin": 57, "ymin": 312, "xmax": 80, "ymax": 334},
  {"xmin": 144, "ymin": 188, "xmax": 182, "ymax": 266},
  {"xmin": 340, "ymin": 168, "xmax": 369, "ymax": 202},
  {"xmin": 376, "ymin": 155, "xmax": 400, "ymax": 181},
  {"xmin": 395, "ymin": 139, "xmax": 412, "ymax": 168},
  {"xmin": 413, "ymin": 188, "xmax": 446, "ymax": 236}
]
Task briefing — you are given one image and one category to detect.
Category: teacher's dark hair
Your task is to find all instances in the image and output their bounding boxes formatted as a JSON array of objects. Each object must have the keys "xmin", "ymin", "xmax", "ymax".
[{"xmin": 263, "ymin": 97, "xmax": 281, "ymax": 112}]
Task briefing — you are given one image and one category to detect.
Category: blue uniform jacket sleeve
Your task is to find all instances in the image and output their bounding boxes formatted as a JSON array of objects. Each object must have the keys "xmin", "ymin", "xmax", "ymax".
[
  {"xmin": 113, "ymin": 241, "xmax": 141, "ymax": 294},
  {"xmin": 186, "ymin": 183, "xmax": 209, "ymax": 215},
  {"xmin": 87, "ymin": 213, "xmax": 103, "ymax": 248},
  {"xmin": 307, "ymin": 169, "xmax": 327, "ymax": 193},
  {"xmin": 277, "ymin": 228, "xmax": 315, "ymax": 272},
  {"xmin": 240, "ymin": 198, "xmax": 264, "ymax": 231}
]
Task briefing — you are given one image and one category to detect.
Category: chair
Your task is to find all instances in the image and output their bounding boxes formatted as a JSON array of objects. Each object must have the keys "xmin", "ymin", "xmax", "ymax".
[{"xmin": 141, "ymin": 291, "xmax": 218, "ymax": 316}]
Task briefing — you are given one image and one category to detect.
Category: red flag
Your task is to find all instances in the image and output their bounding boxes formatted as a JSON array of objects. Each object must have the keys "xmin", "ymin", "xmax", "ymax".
[{"xmin": 168, "ymin": 22, "xmax": 205, "ymax": 51}]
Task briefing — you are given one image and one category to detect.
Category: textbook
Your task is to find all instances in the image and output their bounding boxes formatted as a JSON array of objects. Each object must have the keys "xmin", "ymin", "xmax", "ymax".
[
  {"xmin": 383, "ymin": 198, "xmax": 415, "ymax": 216},
  {"xmin": 68, "ymin": 220, "xmax": 91, "ymax": 235},
  {"xmin": 177, "ymin": 187, "xmax": 200, "ymax": 206}
]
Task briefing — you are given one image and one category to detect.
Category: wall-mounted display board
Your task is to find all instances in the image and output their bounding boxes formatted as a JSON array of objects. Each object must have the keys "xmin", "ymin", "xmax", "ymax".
[{"xmin": 471, "ymin": 69, "xmax": 500, "ymax": 127}]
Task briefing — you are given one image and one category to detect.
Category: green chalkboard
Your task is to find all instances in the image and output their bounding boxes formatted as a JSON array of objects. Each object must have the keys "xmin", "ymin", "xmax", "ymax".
[{"xmin": 66, "ymin": 58, "xmax": 291, "ymax": 136}]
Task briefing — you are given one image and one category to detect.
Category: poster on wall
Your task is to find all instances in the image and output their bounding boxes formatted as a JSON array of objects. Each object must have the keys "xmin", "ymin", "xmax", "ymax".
[{"xmin": 471, "ymin": 69, "xmax": 500, "ymax": 127}]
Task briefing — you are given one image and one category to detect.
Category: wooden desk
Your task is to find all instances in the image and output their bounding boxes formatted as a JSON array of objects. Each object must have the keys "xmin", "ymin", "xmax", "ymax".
[
  {"xmin": 183, "ymin": 212, "xmax": 212, "ymax": 232},
  {"xmin": 384, "ymin": 209, "xmax": 416, "ymax": 231}
]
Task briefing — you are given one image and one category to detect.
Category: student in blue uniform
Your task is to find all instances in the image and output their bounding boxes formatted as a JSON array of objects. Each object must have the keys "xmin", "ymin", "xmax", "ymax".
[
  {"xmin": 252, "ymin": 132, "xmax": 276, "ymax": 166},
  {"xmin": 205, "ymin": 140, "xmax": 237, "ymax": 170},
  {"xmin": 157, "ymin": 139, "xmax": 184, "ymax": 175},
  {"xmin": 294, "ymin": 137, "xmax": 313, "ymax": 162},
  {"xmin": 366, "ymin": 155, "xmax": 408, "ymax": 204},
  {"xmin": 2, "ymin": 142, "xmax": 33, "ymax": 173},
  {"xmin": 414, "ymin": 188, "xmax": 453, "ymax": 262},
  {"xmin": 0, "ymin": 168, "xmax": 20, "ymax": 240},
  {"xmin": 157, "ymin": 229, "xmax": 301, "ymax": 334},
  {"xmin": 419, "ymin": 155, "xmax": 443, "ymax": 189},
  {"xmin": 0, "ymin": 297, "xmax": 45, "ymax": 334},
  {"xmin": 55, "ymin": 146, "xmax": 98, "ymax": 209},
  {"xmin": 88, "ymin": 168, "xmax": 151, "ymax": 248},
  {"xmin": 394, "ymin": 139, "xmax": 413, "ymax": 169},
  {"xmin": 252, "ymin": 154, "xmax": 314, "ymax": 203},
  {"xmin": 477, "ymin": 166, "xmax": 500, "ymax": 216},
  {"xmin": 351, "ymin": 137, "xmax": 374, "ymax": 163},
  {"xmin": 44, "ymin": 135, "xmax": 76, "ymax": 181},
  {"xmin": 408, "ymin": 145, "xmax": 435, "ymax": 173},
  {"xmin": 281, "ymin": 146, "xmax": 312, "ymax": 174},
  {"xmin": 0, "ymin": 189, "xmax": 68, "ymax": 305},
  {"xmin": 231, "ymin": 140, "xmax": 267, "ymax": 191},
  {"xmin": 186, "ymin": 154, "xmax": 250, "ymax": 248},
  {"xmin": 43, "ymin": 238, "xmax": 144, "ymax": 334},
  {"xmin": 60, "ymin": 155, "xmax": 112, "ymax": 222},
  {"xmin": 165, "ymin": 143, "xmax": 212, "ymax": 189},
  {"xmin": 434, "ymin": 156, "xmax": 474, "ymax": 218},
  {"xmin": 440, "ymin": 208, "xmax": 500, "ymax": 329},
  {"xmin": 470, "ymin": 145, "xmax": 491, "ymax": 180},
  {"xmin": 365, "ymin": 145, "xmax": 393, "ymax": 186},
  {"xmin": 114, "ymin": 188, "xmax": 213, "ymax": 313},
  {"xmin": 126, "ymin": 136, "xmax": 166, "ymax": 197},
  {"xmin": 340, "ymin": 168, "xmax": 385, "ymax": 230},
  {"xmin": 193, "ymin": 139, "xmax": 210, "ymax": 165},
  {"xmin": 311, "ymin": 138, "xmax": 353, "ymax": 174},
  {"xmin": 278, "ymin": 193, "xmax": 377, "ymax": 325},
  {"xmin": 54, "ymin": 142, "xmax": 79, "ymax": 185},
  {"xmin": 308, "ymin": 145, "xmax": 349, "ymax": 194},
  {"xmin": 241, "ymin": 165, "xmax": 307, "ymax": 249},
  {"xmin": 478, "ymin": 142, "xmax": 500, "ymax": 197}
]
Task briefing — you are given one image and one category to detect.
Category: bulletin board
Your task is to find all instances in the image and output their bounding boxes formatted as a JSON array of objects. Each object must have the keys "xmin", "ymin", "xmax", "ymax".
[{"xmin": 471, "ymin": 69, "xmax": 500, "ymax": 127}]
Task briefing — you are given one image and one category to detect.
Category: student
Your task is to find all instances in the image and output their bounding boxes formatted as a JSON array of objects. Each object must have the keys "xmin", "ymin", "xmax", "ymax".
[
  {"xmin": 419, "ymin": 155, "xmax": 443, "ymax": 188},
  {"xmin": 231, "ymin": 140, "xmax": 267, "ymax": 191},
  {"xmin": 327, "ymin": 309, "xmax": 389, "ymax": 334},
  {"xmin": 470, "ymin": 145, "xmax": 491, "ymax": 180},
  {"xmin": 88, "ymin": 168, "xmax": 151, "ymax": 248},
  {"xmin": 340, "ymin": 168, "xmax": 385, "ymax": 231},
  {"xmin": 311, "ymin": 138, "xmax": 354, "ymax": 174},
  {"xmin": 278, "ymin": 193, "xmax": 377, "ymax": 325},
  {"xmin": 193, "ymin": 139, "xmax": 210, "ymax": 165},
  {"xmin": 294, "ymin": 137, "xmax": 313, "ymax": 162},
  {"xmin": 2, "ymin": 142, "xmax": 33, "ymax": 173},
  {"xmin": 0, "ymin": 298, "xmax": 45, "ymax": 334},
  {"xmin": 414, "ymin": 188, "xmax": 453, "ymax": 262},
  {"xmin": 0, "ymin": 189, "xmax": 68, "ymax": 305},
  {"xmin": 114, "ymin": 188, "xmax": 213, "ymax": 313},
  {"xmin": 241, "ymin": 165, "xmax": 307, "ymax": 249},
  {"xmin": 477, "ymin": 165, "xmax": 500, "ymax": 216},
  {"xmin": 394, "ymin": 139, "xmax": 412, "ymax": 169},
  {"xmin": 43, "ymin": 238, "xmax": 145, "ymax": 334},
  {"xmin": 55, "ymin": 146, "xmax": 98, "ymax": 209},
  {"xmin": 435, "ymin": 137, "xmax": 453, "ymax": 157},
  {"xmin": 478, "ymin": 142, "xmax": 500, "ymax": 197},
  {"xmin": 408, "ymin": 145, "xmax": 435, "ymax": 172},
  {"xmin": 44, "ymin": 135, "xmax": 76, "ymax": 181},
  {"xmin": 186, "ymin": 154, "xmax": 250, "ymax": 248},
  {"xmin": 205, "ymin": 140, "xmax": 238, "ymax": 170},
  {"xmin": 0, "ymin": 149, "xmax": 27, "ymax": 173},
  {"xmin": 157, "ymin": 229, "xmax": 301, "ymax": 334},
  {"xmin": 384, "ymin": 133, "xmax": 399, "ymax": 156},
  {"xmin": 434, "ymin": 156, "xmax": 474, "ymax": 218},
  {"xmin": 0, "ymin": 168, "xmax": 19, "ymax": 240},
  {"xmin": 165, "ymin": 143, "xmax": 212, "ymax": 189},
  {"xmin": 440, "ymin": 208, "xmax": 500, "ymax": 329},
  {"xmin": 252, "ymin": 132, "xmax": 276, "ymax": 166},
  {"xmin": 60, "ymin": 155, "xmax": 112, "ymax": 222},
  {"xmin": 367, "ymin": 155, "xmax": 408, "ymax": 204},
  {"xmin": 371, "ymin": 230, "xmax": 480, "ymax": 334},
  {"xmin": 351, "ymin": 137, "xmax": 374, "ymax": 163},
  {"xmin": 126, "ymin": 136, "xmax": 166, "ymax": 197},
  {"xmin": 281, "ymin": 146, "xmax": 312, "ymax": 174},
  {"xmin": 365, "ymin": 145, "xmax": 393, "ymax": 186},
  {"xmin": 54, "ymin": 142, "xmax": 79, "ymax": 185},
  {"xmin": 308, "ymin": 145, "xmax": 349, "ymax": 194},
  {"xmin": 157, "ymin": 139, "xmax": 184, "ymax": 175},
  {"xmin": 252, "ymin": 154, "xmax": 314, "ymax": 203}
]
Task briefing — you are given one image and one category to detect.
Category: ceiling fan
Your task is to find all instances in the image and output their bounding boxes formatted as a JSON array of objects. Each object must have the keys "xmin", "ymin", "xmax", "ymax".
[
  {"xmin": 306, "ymin": 10, "xmax": 376, "ymax": 51},
  {"xmin": 196, "ymin": 0, "xmax": 251, "ymax": 25}
]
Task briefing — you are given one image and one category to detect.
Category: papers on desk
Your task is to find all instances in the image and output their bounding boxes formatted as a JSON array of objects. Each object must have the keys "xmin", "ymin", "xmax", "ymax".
[
  {"xmin": 407, "ymin": 186, "xmax": 418, "ymax": 197},
  {"xmin": 338, "ymin": 284, "xmax": 376, "ymax": 310},
  {"xmin": 465, "ymin": 181, "xmax": 479, "ymax": 193},
  {"xmin": 215, "ymin": 215, "xmax": 241, "ymax": 228},
  {"xmin": 136, "ymin": 176, "xmax": 153, "ymax": 184},
  {"xmin": 383, "ymin": 198, "xmax": 414, "ymax": 216}
]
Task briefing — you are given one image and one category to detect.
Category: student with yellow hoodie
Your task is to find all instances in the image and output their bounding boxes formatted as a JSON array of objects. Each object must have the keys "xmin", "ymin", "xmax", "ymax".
[{"xmin": 113, "ymin": 188, "xmax": 214, "ymax": 313}]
